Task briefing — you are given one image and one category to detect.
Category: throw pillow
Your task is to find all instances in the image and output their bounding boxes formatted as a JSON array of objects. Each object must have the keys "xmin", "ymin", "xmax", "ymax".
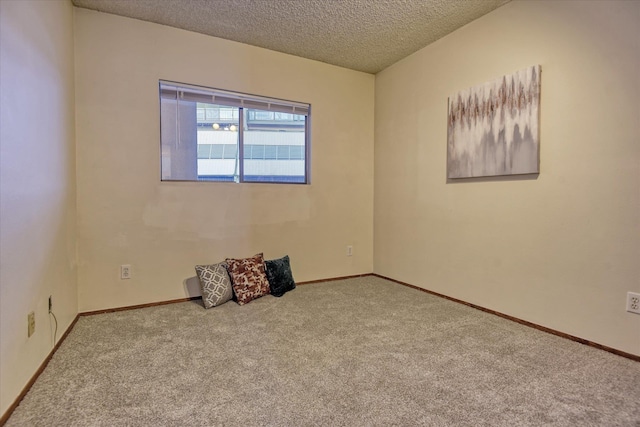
[
  {"xmin": 265, "ymin": 255, "xmax": 296, "ymax": 297},
  {"xmin": 225, "ymin": 253, "xmax": 271, "ymax": 305},
  {"xmin": 194, "ymin": 262, "xmax": 234, "ymax": 309}
]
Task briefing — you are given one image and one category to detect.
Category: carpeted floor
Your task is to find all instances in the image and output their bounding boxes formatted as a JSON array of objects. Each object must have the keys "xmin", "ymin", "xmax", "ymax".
[{"xmin": 5, "ymin": 276, "xmax": 640, "ymax": 426}]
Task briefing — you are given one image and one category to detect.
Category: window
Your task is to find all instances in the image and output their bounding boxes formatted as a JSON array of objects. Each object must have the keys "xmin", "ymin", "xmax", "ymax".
[{"xmin": 160, "ymin": 81, "xmax": 310, "ymax": 184}]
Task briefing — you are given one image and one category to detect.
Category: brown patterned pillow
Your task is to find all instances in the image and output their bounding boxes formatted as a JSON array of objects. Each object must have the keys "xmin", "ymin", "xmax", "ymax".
[{"xmin": 225, "ymin": 253, "xmax": 271, "ymax": 305}]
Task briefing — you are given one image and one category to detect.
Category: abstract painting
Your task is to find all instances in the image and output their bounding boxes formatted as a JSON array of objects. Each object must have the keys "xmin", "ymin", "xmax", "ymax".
[{"xmin": 447, "ymin": 65, "xmax": 541, "ymax": 179}]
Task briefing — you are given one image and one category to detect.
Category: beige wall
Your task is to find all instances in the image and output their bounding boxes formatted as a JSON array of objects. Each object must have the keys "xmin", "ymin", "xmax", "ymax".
[
  {"xmin": 374, "ymin": 0, "xmax": 640, "ymax": 356},
  {"xmin": 74, "ymin": 9, "xmax": 375, "ymax": 312},
  {"xmin": 0, "ymin": 0, "xmax": 78, "ymax": 415}
]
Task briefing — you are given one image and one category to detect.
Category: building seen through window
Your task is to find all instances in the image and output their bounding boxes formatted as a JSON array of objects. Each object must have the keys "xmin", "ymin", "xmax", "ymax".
[{"xmin": 160, "ymin": 81, "xmax": 310, "ymax": 184}]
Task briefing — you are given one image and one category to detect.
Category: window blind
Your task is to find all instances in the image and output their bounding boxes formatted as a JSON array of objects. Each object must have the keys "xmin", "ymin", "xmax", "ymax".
[{"xmin": 159, "ymin": 81, "xmax": 310, "ymax": 116}]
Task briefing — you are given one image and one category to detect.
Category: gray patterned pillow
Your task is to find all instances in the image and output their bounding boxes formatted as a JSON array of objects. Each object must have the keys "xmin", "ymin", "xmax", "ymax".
[{"xmin": 195, "ymin": 263, "xmax": 234, "ymax": 309}]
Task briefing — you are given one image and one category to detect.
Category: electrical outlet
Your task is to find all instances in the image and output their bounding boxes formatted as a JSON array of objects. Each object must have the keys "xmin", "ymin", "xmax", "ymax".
[
  {"xmin": 48, "ymin": 296, "xmax": 52, "ymax": 313},
  {"xmin": 346, "ymin": 245, "xmax": 353, "ymax": 256},
  {"xmin": 627, "ymin": 292, "xmax": 640, "ymax": 314},
  {"xmin": 120, "ymin": 264, "xmax": 132, "ymax": 280},
  {"xmin": 27, "ymin": 312, "xmax": 35, "ymax": 337}
]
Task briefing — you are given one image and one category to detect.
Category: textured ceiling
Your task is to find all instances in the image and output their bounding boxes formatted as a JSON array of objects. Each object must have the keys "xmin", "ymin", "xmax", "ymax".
[{"xmin": 71, "ymin": 0, "xmax": 510, "ymax": 74}]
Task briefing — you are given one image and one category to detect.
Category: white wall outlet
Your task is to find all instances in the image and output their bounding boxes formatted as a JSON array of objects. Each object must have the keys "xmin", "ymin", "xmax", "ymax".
[
  {"xmin": 346, "ymin": 245, "xmax": 353, "ymax": 256},
  {"xmin": 627, "ymin": 292, "xmax": 640, "ymax": 314},
  {"xmin": 120, "ymin": 264, "xmax": 132, "ymax": 280}
]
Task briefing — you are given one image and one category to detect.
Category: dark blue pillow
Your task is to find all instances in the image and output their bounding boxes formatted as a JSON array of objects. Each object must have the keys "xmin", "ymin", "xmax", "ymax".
[{"xmin": 264, "ymin": 255, "xmax": 296, "ymax": 297}]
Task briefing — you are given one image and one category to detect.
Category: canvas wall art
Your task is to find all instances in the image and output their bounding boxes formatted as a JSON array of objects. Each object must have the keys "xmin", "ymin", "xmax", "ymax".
[{"xmin": 447, "ymin": 65, "xmax": 541, "ymax": 179}]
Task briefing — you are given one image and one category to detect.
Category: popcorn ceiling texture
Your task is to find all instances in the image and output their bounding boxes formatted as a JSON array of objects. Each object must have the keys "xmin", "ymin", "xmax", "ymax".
[{"xmin": 71, "ymin": 0, "xmax": 510, "ymax": 74}]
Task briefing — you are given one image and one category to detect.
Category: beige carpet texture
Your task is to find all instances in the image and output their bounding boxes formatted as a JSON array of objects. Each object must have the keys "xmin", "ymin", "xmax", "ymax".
[{"xmin": 6, "ymin": 277, "xmax": 640, "ymax": 426}]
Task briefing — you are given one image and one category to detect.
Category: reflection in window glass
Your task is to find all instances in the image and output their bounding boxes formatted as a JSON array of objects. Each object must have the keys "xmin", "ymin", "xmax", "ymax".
[{"xmin": 195, "ymin": 103, "xmax": 239, "ymax": 181}]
